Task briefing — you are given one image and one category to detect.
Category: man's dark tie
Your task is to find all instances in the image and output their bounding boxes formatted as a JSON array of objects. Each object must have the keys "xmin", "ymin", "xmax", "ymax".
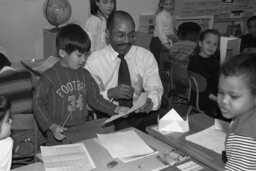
[{"xmin": 118, "ymin": 54, "xmax": 133, "ymax": 108}]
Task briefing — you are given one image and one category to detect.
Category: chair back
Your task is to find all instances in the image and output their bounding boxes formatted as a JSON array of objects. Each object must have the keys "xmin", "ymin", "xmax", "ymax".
[{"xmin": 188, "ymin": 71, "xmax": 207, "ymax": 112}]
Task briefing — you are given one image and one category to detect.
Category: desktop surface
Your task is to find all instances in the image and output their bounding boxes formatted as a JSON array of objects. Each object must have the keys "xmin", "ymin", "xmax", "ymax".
[{"xmin": 146, "ymin": 113, "xmax": 225, "ymax": 171}]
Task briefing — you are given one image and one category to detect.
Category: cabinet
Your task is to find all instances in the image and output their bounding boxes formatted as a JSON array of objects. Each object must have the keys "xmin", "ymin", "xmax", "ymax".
[{"xmin": 43, "ymin": 28, "xmax": 59, "ymax": 58}]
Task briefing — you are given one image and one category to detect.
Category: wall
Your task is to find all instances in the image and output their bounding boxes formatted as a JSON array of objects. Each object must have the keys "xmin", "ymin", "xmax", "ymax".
[{"xmin": 0, "ymin": 0, "xmax": 157, "ymax": 62}]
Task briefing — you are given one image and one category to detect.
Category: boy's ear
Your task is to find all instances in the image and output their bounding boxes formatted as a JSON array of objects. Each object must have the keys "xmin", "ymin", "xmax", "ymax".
[
  {"xmin": 199, "ymin": 41, "xmax": 202, "ymax": 48},
  {"xmin": 58, "ymin": 49, "xmax": 66, "ymax": 58}
]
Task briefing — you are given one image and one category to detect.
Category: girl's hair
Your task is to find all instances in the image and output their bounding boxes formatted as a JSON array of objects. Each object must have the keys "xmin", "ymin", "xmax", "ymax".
[
  {"xmin": 156, "ymin": 0, "xmax": 174, "ymax": 14},
  {"xmin": 191, "ymin": 29, "xmax": 220, "ymax": 58},
  {"xmin": 0, "ymin": 95, "xmax": 11, "ymax": 124},
  {"xmin": 220, "ymin": 53, "xmax": 256, "ymax": 95},
  {"xmin": 90, "ymin": 0, "xmax": 116, "ymax": 18}
]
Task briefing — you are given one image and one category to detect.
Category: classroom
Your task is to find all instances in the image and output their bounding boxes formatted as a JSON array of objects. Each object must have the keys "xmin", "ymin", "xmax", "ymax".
[{"xmin": 1, "ymin": 0, "xmax": 256, "ymax": 170}]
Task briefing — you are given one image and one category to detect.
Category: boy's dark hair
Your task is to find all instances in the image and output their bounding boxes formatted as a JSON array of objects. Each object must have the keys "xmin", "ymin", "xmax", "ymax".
[
  {"xmin": 107, "ymin": 10, "xmax": 135, "ymax": 31},
  {"xmin": 90, "ymin": 0, "xmax": 116, "ymax": 18},
  {"xmin": 220, "ymin": 53, "xmax": 256, "ymax": 95},
  {"xmin": 247, "ymin": 15, "xmax": 256, "ymax": 28},
  {"xmin": 178, "ymin": 22, "xmax": 201, "ymax": 40},
  {"xmin": 56, "ymin": 23, "xmax": 91, "ymax": 55},
  {"xmin": 0, "ymin": 95, "xmax": 11, "ymax": 123}
]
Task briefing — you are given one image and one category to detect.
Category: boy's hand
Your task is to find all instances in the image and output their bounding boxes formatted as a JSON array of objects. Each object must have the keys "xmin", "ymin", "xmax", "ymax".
[
  {"xmin": 108, "ymin": 84, "xmax": 134, "ymax": 100},
  {"xmin": 135, "ymin": 98, "xmax": 153, "ymax": 114},
  {"xmin": 49, "ymin": 124, "xmax": 67, "ymax": 141}
]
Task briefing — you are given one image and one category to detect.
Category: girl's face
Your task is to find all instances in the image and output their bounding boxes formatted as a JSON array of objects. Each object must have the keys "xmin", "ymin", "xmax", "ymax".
[
  {"xmin": 217, "ymin": 74, "xmax": 256, "ymax": 120},
  {"xmin": 0, "ymin": 111, "xmax": 12, "ymax": 140},
  {"xmin": 96, "ymin": 0, "xmax": 115, "ymax": 17},
  {"xmin": 163, "ymin": 0, "xmax": 174, "ymax": 13},
  {"xmin": 199, "ymin": 33, "xmax": 219, "ymax": 58}
]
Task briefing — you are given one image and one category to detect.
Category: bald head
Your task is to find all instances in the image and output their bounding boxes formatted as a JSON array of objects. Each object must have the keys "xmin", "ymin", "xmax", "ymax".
[{"xmin": 107, "ymin": 10, "xmax": 135, "ymax": 31}]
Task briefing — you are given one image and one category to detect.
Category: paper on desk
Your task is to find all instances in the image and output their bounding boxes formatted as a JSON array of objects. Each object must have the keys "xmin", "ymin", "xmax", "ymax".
[
  {"xmin": 158, "ymin": 108, "xmax": 189, "ymax": 133},
  {"xmin": 33, "ymin": 56, "xmax": 60, "ymax": 72},
  {"xmin": 97, "ymin": 130, "xmax": 154, "ymax": 159},
  {"xmin": 104, "ymin": 92, "xmax": 149, "ymax": 123},
  {"xmin": 40, "ymin": 143, "xmax": 96, "ymax": 171},
  {"xmin": 185, "ymin": 124, "xmax": 227, "ymax": 154}
]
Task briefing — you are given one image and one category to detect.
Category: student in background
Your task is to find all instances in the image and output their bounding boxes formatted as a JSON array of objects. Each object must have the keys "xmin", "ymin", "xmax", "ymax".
[
  {"xmin": 86, "ymin": 11, "xmax": 163, "ymax": 131},
  {"xmin": 218, "ymin": 53, "xmax": 256, "ymax": 170},
  {"xmin": 149, "ymin": 0, "xmax": 178, "ymax": 64},
  {"xmin": 240, "ymin": 16, "xmax": 256, "ymax": 54},
  {"xmin": 169, "ymin": 22, "xmax": 201, "ymax": 67},
  {"xmin": 33, "ymin": 24, "xmax": 128, "ymax": 145},
  {"xmin": 188, "ymin": 29, "xmax": 224, "ymax": 120},
  {"xmin": 0, "ymin": 95, "xmax": 13, "ymax": 171},
  {"xmin": 83, "ymin": 0, "xmax": 116, "ymax": 52}
]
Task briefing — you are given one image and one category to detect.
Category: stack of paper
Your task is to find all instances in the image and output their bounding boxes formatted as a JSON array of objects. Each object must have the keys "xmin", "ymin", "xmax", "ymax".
[
  {"xmin": 40, "ymin": 143, "xmax": 95, "ymax": 171},
  {"xmin": 96, "ymin": 130, "xmax": 158, "ymax": 162}
]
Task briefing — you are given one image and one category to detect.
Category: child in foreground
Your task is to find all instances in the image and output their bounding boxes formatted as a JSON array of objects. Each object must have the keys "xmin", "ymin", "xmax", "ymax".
[
  {"xmin": 217, "ymin": 53, "xmax": 256, "ymax": 170},
  {"xmin": 0, "ymin": 95, "xmax": 13, "ymax": 171},
  {"xmin": 33, "ymin": 24, "xmax": 128, "ymax": 145}
]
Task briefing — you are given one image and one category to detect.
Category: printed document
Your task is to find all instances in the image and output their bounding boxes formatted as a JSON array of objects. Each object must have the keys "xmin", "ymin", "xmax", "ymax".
[
  {"xmin": 104, "ymin": 92, "xmax": 148, "ymax": 123},
  {"xmin": 41, "ymin": 143, "xmax": 95, "ymax": 171}
]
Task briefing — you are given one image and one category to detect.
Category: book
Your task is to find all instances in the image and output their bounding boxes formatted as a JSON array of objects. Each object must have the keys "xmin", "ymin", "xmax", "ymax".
[{"xmin": 220, "ymin": 36, "xmax": 241, "ymax": 64}]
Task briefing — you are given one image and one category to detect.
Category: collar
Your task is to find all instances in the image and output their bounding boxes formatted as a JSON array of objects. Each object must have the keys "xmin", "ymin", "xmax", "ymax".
[
  {"xmin": 108, "ymin": 45, "xmax": 133, "ymax": 61},
  {"xmin": 229, "ymin": 109, "xmax": 256, "ymax": 140}
]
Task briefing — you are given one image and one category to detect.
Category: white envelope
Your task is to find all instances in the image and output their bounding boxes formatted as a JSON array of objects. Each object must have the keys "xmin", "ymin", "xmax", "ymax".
[{"xmin": 158, "ymin": 108, "xmax": 189, "ymax": 133}]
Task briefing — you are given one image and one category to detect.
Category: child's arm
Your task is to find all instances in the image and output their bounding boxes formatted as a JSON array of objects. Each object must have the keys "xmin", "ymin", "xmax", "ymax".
[
  {"xmin": 85, "ymin": 72, "xmax": 124, "ymax": 116},
  {"xmin": 33, "ymin": 74, "xmax": 55, "ymax": 132}
]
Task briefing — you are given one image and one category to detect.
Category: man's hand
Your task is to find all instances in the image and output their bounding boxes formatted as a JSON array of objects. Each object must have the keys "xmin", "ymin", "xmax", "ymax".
[
  {"xmin": 114, "ymin": 106, "xmax": 130, "ymax": 118},
  {"xmin": 108, "ymin": 84, "xmax": 134, "ymax": 100},
  {"xmin": 135, "ymin": 98, "xmax": 153, "ymax": 114},
  {"xmin": 49, "ymin": 124, "xmax": 67, "ymax": 141}
]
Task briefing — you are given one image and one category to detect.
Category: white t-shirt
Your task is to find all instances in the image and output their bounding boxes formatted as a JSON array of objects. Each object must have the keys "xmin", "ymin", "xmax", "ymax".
[{"xmin": 0, "ymin": 137, "xmax": 13, "ymax": 171}]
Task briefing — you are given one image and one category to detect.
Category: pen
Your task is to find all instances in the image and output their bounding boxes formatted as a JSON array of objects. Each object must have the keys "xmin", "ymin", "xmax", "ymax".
[{"xmin": 62, "ymin": 110, "xmax": 72, "ymax": 127}]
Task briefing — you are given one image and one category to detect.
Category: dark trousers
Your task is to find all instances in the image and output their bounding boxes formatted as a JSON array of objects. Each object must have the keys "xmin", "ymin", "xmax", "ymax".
[{"xmin": 149, "ymin": 36, "xmax": 162, "ymax": 65}]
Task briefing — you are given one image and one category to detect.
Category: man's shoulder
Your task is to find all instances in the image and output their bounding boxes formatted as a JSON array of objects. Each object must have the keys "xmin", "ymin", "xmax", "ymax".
[{"xmin": 87, "ymin": 46, "xmax": 111, "ymax": 62}]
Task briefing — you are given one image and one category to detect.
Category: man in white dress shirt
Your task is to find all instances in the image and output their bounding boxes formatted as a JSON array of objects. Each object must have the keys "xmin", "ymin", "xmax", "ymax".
[{"xmin": 85, "ymin": 10, "xmax": 163, "ymax": 131}]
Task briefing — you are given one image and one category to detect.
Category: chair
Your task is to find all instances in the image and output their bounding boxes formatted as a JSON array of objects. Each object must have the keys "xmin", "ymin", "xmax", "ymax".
[
  {"xmin": 11, "ymin": 114, "xmax": 39, "ymax": 165},
  {"xmin": 187, "ymin": 70, "xmax": 207, "ymax": 113}
]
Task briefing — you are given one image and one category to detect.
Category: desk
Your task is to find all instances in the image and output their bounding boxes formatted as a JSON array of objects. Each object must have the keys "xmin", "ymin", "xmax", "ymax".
[
  {"xmin": 11, "ymin": 162, "xmax": 45, "ymax": 171},
  {"xmin": 25, "ymin": 127, "xmax": 213, "ymax": 171},
  {"xmin": 146, "ymin": 113, "xmax": 225, "ymax": 171}
]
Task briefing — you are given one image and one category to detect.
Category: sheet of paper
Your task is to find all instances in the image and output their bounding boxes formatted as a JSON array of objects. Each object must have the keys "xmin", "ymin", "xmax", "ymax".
[
  {"xmin": 97, "ymin": 130, "xmax": 154, "ymax": 158},
  {"xmin": 185, "ymin": 125, "xmax": 226, "ymax": 154},
  {"xmin": 104, "ymin": 92, "xmax": 148, "ymax": 123},
  {"xmin": 220, "ymin": 36, "xmax": 241, "ymax": 64},
  {"xmin": 41, "ymin": 143, "xmax": 96, "ymax": 171}
]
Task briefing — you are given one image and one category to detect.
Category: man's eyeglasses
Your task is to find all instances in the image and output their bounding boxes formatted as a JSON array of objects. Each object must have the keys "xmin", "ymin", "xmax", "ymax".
[{"xmin": 115, "ymin": 32, "xmax": 136, "ymax": 40}]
